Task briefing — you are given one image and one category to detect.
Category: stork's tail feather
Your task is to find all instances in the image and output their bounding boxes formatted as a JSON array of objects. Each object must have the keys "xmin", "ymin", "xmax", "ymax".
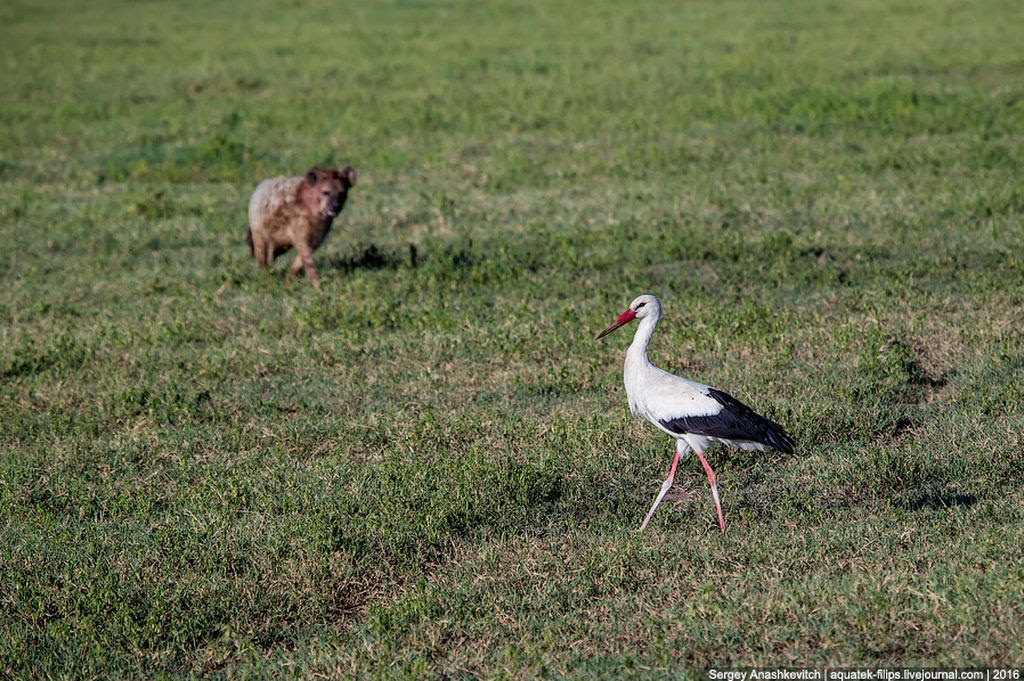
[
  {"xmin": 705, "ymin": 387, "xmax": 796, "ymax": 454},
  {"xmin": 760, "ymin": 419, "xmax": 796, "ymax": 454}
]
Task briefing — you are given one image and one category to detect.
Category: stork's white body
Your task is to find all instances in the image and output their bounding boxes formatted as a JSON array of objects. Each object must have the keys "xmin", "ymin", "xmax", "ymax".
[
  {"xmin": 598, "ymin": 294, "xmax": 795, "ymax": 531},
  {"xmin": 624, "ymin": 307, "xmax": 773, "ymax": 454}
]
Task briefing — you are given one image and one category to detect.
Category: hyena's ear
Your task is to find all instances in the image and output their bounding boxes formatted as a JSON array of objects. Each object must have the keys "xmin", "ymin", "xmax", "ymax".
[
  {"xmin": 305, "ymin": 167, "xmax": 321, "ymax": 187},
  {"xmin": 340, "ymin": 165, "xmax": 356, "ymax": 188}
]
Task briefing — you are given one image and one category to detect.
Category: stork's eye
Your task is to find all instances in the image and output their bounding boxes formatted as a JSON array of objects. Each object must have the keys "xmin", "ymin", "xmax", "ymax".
[{"xmin": 635, "ymin": 302, "xmax": 646, "ymax": 310}]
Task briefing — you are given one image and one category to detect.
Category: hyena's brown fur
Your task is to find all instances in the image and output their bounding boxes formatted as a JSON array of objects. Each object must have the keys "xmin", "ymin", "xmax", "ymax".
[{"xmin": 246, "ymin": 165, "xmax": 356, "ymax": 287}]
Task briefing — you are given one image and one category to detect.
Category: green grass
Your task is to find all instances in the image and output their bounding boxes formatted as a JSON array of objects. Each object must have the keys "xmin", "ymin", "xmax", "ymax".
[{"xmin": 2, "ymin": 0, "xmax": 1024, "ymax": 676}]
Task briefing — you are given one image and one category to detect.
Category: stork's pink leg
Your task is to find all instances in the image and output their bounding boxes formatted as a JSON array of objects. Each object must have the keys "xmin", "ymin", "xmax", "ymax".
[
  {"xmin": 695, "ymin": 449, "xmax": 725, "ymax": 532},
  {"xmin": 639, "ymin": 447, "xmax": 684, "ymax": 531}
]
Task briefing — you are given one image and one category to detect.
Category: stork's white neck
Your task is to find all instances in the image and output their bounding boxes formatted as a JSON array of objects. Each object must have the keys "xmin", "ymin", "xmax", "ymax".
[
  {"xmin": 623, "ymin": 310, "xmax": 659, "ymax": 414},
  {"xmin": 626, "ymin": 314, "xmax": 658, "ymax": 368}
]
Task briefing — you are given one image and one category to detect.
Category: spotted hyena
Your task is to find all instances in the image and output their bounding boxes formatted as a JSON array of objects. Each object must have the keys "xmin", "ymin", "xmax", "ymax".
[{"xmin": 246, "ymin": 165, "xmax": 357, "ymax": 287}]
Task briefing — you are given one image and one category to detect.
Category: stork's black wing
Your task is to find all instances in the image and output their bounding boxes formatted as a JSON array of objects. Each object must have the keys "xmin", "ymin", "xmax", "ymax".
[{"xmin": 658, "ymin": 388, "xmax": 795, "ymax": 453}]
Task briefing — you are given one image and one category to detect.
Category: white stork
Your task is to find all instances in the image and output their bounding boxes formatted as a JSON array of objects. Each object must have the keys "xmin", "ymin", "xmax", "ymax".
[{"xmin": 596, "ymin": 294, "xmax": 795, "ymax": 532}]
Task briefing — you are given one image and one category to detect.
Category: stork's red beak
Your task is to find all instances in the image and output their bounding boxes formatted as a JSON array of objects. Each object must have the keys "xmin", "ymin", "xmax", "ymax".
[{"xmin": 596, "ymin": 308, "xmax": 636, "ymax": 339}]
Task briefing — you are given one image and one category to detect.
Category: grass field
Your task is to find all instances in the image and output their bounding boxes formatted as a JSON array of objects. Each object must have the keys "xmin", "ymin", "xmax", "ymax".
[{"xmin": 3, "ymin": 0, "xmax": 1024, "ymax": 676}]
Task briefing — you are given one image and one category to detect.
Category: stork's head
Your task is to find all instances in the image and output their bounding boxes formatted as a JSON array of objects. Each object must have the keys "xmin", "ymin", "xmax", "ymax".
[{"xmin": 596, "ymin": 294, "xmax": 660, "ymax": 339}]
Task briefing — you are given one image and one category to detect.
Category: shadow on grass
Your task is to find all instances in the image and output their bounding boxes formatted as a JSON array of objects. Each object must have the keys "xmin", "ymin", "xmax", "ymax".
[
  {"xmin": 321, "ymin": 244, "xmax": 416, "ymax": 273},
  {"xmin": 903, "ymin": 491, "xmax": 978, "ymax": 511}
]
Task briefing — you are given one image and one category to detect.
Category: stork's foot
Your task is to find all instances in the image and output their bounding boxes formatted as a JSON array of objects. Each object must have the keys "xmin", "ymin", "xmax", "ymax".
[
  {"xmin": 709, "ymin": 483, "xmax": 725, "ymax": 532},
  {"xmin": 639, "ymin": 476, "xmax": 674, "ymax": 531}
]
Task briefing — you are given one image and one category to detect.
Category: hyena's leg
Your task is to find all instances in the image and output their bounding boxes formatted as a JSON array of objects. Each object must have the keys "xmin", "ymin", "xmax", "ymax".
[
  {"xmin": 288, "ymin": 254, "xmax": 304, "ymax": 277},
  {"xmin": 250, "ymin": 232, "xmax": 270, "ymax": 267},
  {"xmin": 294, "ymin": 241, "xmax": 320, "ymax": 288}
]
